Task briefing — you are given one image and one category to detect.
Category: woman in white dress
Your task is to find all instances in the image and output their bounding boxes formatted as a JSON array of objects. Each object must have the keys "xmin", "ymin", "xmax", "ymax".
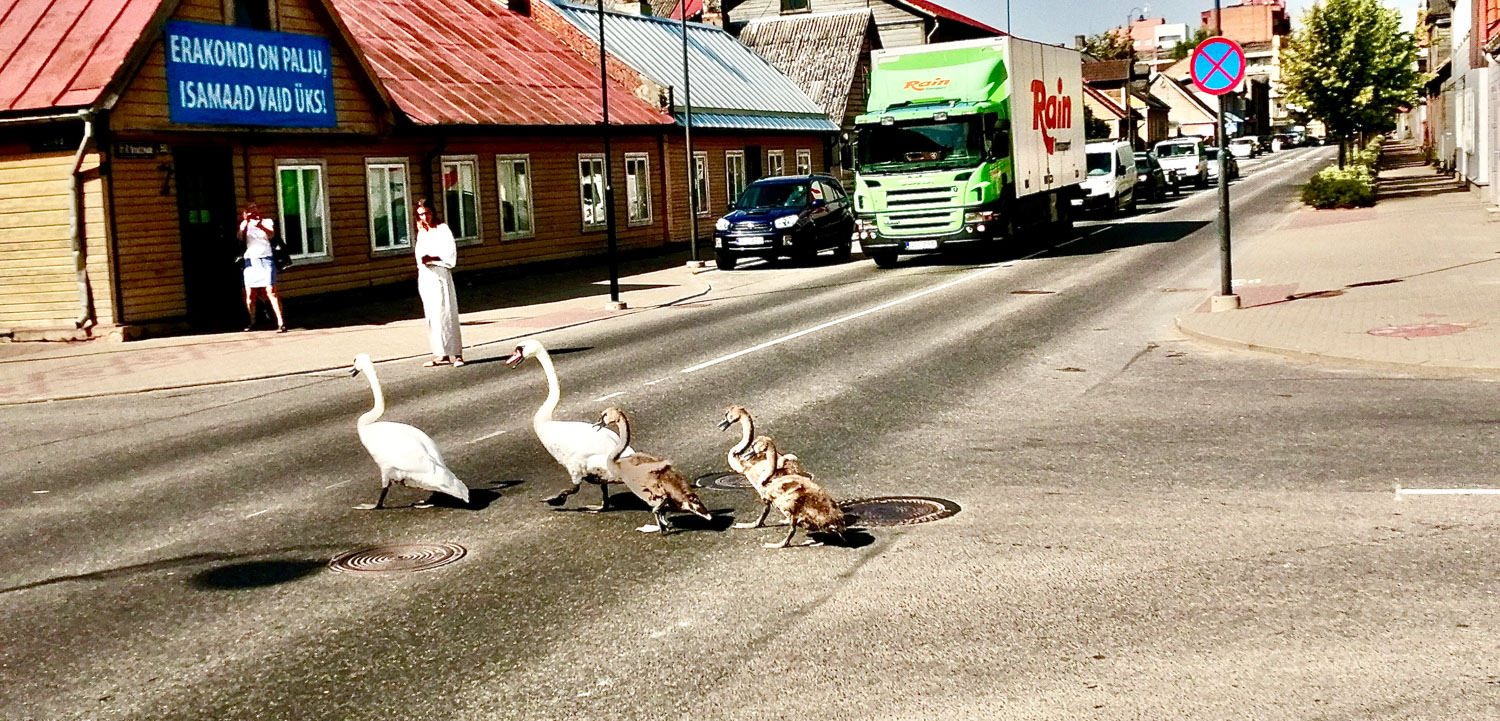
[
  {"xmin": 414, "ymin": 198, "xmax": 464, "ymax": 367},
  {"xmin": 238, "ymin": 203, "xmax": 286, "ymax": 332}
]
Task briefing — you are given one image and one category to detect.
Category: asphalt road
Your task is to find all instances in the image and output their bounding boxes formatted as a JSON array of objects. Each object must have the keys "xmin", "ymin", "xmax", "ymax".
[{"xmin": 5, "ymin": 146, "xmax": 1499, "ymax": 720}]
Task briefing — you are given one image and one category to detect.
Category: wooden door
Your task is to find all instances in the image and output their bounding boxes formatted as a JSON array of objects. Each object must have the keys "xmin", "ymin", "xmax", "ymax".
[{"xmin": 174, "ymin": 147, "xmax": 240, "ymax": 328}]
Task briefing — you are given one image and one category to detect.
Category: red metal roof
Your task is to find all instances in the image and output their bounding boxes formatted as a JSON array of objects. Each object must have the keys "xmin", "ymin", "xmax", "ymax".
[
  {"xmin": 665, "ymin": 0, "xmax": 700, "ymax": 21},
  {"xmin": 330, "ymin": 0, "xmax": 673, "ymax": 126},
  {"xmin": 899, "ymin": 0, "xmax": 1002, "ymax": 35},
  {"xmin": 0, "ymin": 0, "xmax": 164, "ymax": 114}
]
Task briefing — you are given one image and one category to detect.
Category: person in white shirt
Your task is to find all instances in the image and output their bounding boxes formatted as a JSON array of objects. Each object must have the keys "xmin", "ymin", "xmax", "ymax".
[
  {"xmin": 414, "ymin": 198, "xmax": 464, "ymax": 367},
  {"xmin": 237, "ymin": 203, "xmax": 287, "ymax": 333}
]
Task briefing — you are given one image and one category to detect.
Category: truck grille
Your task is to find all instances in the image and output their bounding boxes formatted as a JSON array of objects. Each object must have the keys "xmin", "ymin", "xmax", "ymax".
[
  {"xmin": 881, "ymin": 209, "xmax": 962, "ymax": 235},
  {"xmin": 875, "ymin": 184, "xmax": 963, "ymax": 236},
  {"xmin": 884, "ymin": 186, "xmax": 960, "ymax": 209}
]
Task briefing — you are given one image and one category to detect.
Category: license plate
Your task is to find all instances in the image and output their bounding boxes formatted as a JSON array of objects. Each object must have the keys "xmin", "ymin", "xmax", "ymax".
[
  {"xmin": 733, "ymin": 236, "xmax": 768, "ymax": 247},
  {"xmin": 906, "ymin": 240, "xmax": 938, "ymax": 251}
]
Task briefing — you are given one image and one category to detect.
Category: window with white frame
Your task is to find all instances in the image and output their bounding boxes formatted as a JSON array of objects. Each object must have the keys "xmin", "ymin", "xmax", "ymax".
[
  {"xmin": 767, "ymin": 149, "xmax": 786, "ymax": 177},
  {"xmin": 440, "ymin": 155, "xmax": 481, "ymax": 244},
  {"xmin": 578, "ymin": 154, "xmax": 606, "ymax": 231},
  {"xmin": 275, "ymin": 159, "xmax": 329, "ymax": 259},
  {"xmin": 795, "ymin": 148, "xmax": 812, "ymax": 175},
  {"xmin": 497, "ymin": 154, "xmax": 534, "ymax": 240},
  {"xmin": 366, "ymin": 158, "xmax": 411, "ymax": 251},
  {"xmin": 725, "ymin": 150, "xmax": 747, "ymax": 206},
  {"xmin": 624, "ymin": 153, "xmax": 652, "ymax": 225},
  {"xmin": 692, "ymin": 151, "xmax": 710, "ymax": 216}
]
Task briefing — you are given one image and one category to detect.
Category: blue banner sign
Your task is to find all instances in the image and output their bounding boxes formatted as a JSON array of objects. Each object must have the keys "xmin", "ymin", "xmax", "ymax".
[{"xmin": 165, "ymin": 20, "xmax": 336, "ymax": 128}]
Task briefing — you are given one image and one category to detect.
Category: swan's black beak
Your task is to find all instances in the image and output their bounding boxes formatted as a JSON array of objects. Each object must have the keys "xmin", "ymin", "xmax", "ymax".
[
  {"xmin": 504, "ymin": 346, "xmax": 525, "ymax": 368},
  {"xmin": 349, "ymin": 367, "xmax": 361, "ymax": 377},
  {"xmin": 717, "ymin": 418, "xmax": 733, "ymax": 431}
]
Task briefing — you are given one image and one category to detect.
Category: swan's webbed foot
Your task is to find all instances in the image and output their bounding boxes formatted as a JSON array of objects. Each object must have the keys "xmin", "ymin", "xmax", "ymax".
[
  {"xmin": 635, "ymin": 524, "xmax": 662, "ymax": 533},
  {"xmin": 544, "ymin": 483, "xmax": 581, "ymax": 506},
  {"xmin": 412, "ymin": 501, "xmax": 434, "ymax": 509},
  {"xmin": 353, "ymin": 503, "xmax": 383, "ymax": 510}
]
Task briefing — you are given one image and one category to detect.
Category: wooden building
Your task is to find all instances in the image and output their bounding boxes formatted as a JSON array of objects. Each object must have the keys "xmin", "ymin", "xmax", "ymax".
[{"xmin": 0, "ymin": 0, "xmax": 830, "ymax": 339}]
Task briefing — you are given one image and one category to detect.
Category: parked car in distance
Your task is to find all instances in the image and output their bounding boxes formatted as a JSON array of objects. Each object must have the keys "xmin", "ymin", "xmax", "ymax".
[
  {"xmin": 1228, "ymin": 137, "xmax": 1257, "ymax": 159},
  {"xmin": 1205, "ymin": 147, "xmax": 1240, "ymax": 182},
  {"xmin": 1257, "ymin": 134, "xmax": 1276, "ymax": 152},
  {"xmin": 1154, "ymin": 137, "xmax": 1209, "ymax": 188},
  {"xmin": 1133, "ymin": 151, "xmax": 1173, "ymax": 201},
  {"xmin": 1077, "ymin": 141, "xmax": 1138, "ymax": 214},
  {"xmin": 713, "ymin": 174, "xmax": 854, "ymax": 270}
]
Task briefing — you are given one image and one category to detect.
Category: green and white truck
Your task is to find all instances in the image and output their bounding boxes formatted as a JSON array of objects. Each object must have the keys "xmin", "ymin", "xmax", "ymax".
[{"xmin": 852, "ymin": 36, "xmax": 1085, "ymax": 267}]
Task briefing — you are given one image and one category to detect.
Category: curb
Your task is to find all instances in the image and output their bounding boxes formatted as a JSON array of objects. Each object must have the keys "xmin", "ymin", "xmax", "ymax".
[
  {"xmin": 1174, "ymin": 315, "xmax": 1500, "ymax": 380},
  {"xmin": 0, "ymin": 276, "xmax": 716, "ymax": 406}
]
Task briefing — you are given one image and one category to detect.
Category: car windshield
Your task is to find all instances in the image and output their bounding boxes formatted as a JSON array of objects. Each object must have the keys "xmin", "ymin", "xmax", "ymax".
[
  {"xmin": 1156, "ymin": 143, "xmax": 1198, "ymax": 157},
  {"xmin": 736, "ymin": 182, "xmax": 811, "ymax": 209},
  {"xmin": 857, "ymin": 117, "xmax": 985, "ymax": 172},
  {"xmin": 1086, "ymin": 152, "xmax": 1112, "ymax": 176}
]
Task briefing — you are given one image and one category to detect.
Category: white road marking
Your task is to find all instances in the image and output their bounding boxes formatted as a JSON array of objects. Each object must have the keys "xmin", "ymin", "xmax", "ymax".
[
  {"xmin": 245, "ymin": 508, "xmax": 270, "ymax": 518},
  {"xmin": 682, "ymin": 262, "xmax": 1013, "ymax": 374},
  {"xmin": 465, "ymin": 428, "xmax": 509, "ymax": 445},
  {"xmin": 592, "ymin": 391, "xmax": 626, "ymax": 402},
  {"xmin": 643, "ymin": 378, "xmax": 667, "ymax": 386},
  {"xmin": 1396, "ymin": 488, "xmax": 1500, "ymax": 496},
  {"xmin": 324, "ymin": 479, "xmax": 354, "ymax": 489}
]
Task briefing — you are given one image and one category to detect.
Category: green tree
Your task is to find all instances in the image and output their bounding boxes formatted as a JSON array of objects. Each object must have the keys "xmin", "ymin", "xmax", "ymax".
[
  {"xmin": 1170, "ymin": 27, "xmax": 1213, "ymax": 60},
  {"xmin": 1280, "ymin": 0, "xmax": 1418, "ymax": 166},
  {"xmin": 1084, "ymin": 105, "xmax": 1111, "ymax": 140},
  {"xmin": 1083, "ymin": 30, "xmax": 1132, "ymax": 60}
]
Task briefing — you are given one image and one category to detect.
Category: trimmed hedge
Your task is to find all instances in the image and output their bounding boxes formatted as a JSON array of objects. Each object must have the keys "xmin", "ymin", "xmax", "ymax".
[{"xmin": 1302, "ymin": 166, "xmax": 1375, "ymax": 209}]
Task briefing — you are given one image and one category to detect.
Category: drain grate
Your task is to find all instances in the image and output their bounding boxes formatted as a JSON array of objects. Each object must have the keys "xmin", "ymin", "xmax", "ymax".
[
  {"xmin": 693, "ymin": 472, "xmax": 752, "ymax": 490},
  {"xmin": 329, "ymin": 542, "xmax": 467, "ymax": 574},
  {"xmin": 840, "ymin": 496, "xmax": 961, "ymax": 528}
]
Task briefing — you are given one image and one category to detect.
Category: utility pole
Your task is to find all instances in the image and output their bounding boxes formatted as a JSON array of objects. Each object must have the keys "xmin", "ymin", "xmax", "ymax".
[
  {"xmin": 1125, "ymin": 7, "xmax": 1148, "ymax": 150},
  {"xmin": 680, "ymin": 2, "xmax": 702, "ymax": 268},
  {"xmin": 599, "ymin": 1, "xmax": 623, "ymax": 310}
]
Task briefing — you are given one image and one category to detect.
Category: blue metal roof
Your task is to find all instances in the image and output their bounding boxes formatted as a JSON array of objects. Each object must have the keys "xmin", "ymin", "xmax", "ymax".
[
  {"xmin": 552, "ymin": 1, "xmax": 833, "ymax": 129},
  {"xmin": 681, "ymin": 112, "xmax": 838, "ymax": 132}
]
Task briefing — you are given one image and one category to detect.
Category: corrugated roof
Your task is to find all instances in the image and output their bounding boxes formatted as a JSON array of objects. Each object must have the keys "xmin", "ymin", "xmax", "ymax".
[
  {"xmin": 737, "ymin": 9, "xmax": 875, "ymax": 124},
  {"xmin": 682, "ymin": 111, "xmax": 838, "ymax": 131},
  {"xmin": 0, "ymin": 0, "xmax": 165, "ymax": 114},
  {"xmin": 553, "ymin": 1, "xmax": 834, "ymax": 130},
  {"xmin": 330, "ymin": 0, "xmax": 673, "ymax": 126}
]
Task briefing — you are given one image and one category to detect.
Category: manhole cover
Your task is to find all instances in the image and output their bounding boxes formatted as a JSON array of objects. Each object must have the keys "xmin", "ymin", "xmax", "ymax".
[
  {"xmin": 693, "ymin": 472, "xmax": 752, "ymax": 490},
  {"xmin": 840, "ymin": 496, "xmax": 960, "ymax": 527},
  {"xmin": 1368, "ymin": 322, "xmax": 1477, "ymax": 338},
  {"xmin": 329, "ymin": 542, "xmax": 467, "ymax": 574}
]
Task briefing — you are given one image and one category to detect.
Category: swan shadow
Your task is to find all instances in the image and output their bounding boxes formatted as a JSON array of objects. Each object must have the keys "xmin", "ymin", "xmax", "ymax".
[
  {"xmin": 815, "ymin": 528, "xmax": 876, "ymax": 548},
  {"xmin": 665, "ymin": 512, "xmax": 738, "ymax": 534},
  {"xmin": 429, "ymin": 485, "xmax": 510, "ymax": 511},
  {"xmin": 193, "ymin": 559, "xmax": 325, "ymax": 590}
]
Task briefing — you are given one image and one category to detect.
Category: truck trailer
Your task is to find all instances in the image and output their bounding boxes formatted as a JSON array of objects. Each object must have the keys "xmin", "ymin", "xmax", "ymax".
[{"xmin": 852, "ymin": 36, "xmax": 1086, "ymax": 267}]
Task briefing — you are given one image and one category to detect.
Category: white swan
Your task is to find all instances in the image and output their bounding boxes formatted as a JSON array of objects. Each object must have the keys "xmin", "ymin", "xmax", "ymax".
[
  {"xmin": 350, "ymin": 354, "xmax": 470, "ymax": 509},
  {"xmin": 505, "ymin": 338, "xmax": 632, "ymax": 510}
]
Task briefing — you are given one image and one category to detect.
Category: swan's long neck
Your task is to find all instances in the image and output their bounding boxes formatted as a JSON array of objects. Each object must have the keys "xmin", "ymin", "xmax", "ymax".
[
  {"xmin": 533, "ymin": 347, "xmax": 560, "ymax": 428},
  {"xmin": 731, "ymin": 415, "xmax": 754, "ymax": 456},
  {"xmin": 609, "ymin": 415, "xmax": 630, "ymax": 463},
  {"xmin": 359, "ymin": 367, "xmax": 385, "ymax": 427}
]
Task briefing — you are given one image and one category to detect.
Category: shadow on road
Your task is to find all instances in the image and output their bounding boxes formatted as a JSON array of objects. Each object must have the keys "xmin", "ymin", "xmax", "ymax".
[
  {"xmin": 0, "ymin": 546, "xmax": 346, "ymax": 596},
  {"xmin": 193, "ymin": 559, "xmax": 325, "ymax": 590}
]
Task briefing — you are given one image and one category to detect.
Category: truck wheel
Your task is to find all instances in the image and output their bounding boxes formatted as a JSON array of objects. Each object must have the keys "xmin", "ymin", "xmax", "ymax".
[
  {"xmin": 715, "ymin": 251, "xmax": 737, "ymax": 270},
  {"xmin": 869, "ymin": 251, "xmax": 898, "ymax": 269}
]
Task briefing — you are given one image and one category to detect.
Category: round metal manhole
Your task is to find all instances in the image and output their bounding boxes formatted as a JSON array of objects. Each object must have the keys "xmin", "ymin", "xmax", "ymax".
[
  {"xmin": 329, "ymin": 542, "xmax": 467, "ymax": 574},
  {"xmin": 1368, "ymin": 322, "xmax": 1477, "ymax": 339},
  {"xmin": 693, "ymin": 471, "xmax": 752, "ymax": 490},
  {"xmin": 839, "ymin": 496, "xmax": 961, "ymax": 528}
]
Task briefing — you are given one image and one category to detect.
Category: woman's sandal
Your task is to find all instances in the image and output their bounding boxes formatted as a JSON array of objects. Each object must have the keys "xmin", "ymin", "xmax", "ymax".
[
  {"xmin": 423, "ymin": 358, "xmax": 451, "ymax": 367},
  {"xmin": 451, "ymin": 358, "xmax": 466, "ymax": 367}
]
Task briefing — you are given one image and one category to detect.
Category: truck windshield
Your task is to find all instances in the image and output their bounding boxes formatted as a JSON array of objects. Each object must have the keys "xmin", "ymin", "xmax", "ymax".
[
  {"xmin": 1086, "ymin": 152, "xmax": 1111, "ymax": 176},
  {"xmin": 857, "ymin": 117, "xmax": 985, "ymax": 172},
  {"xmin": 1156, "ymin": 143, "xmax": 1198, "ymax": 157},
  {"xmin": 736, "ymin": 182, "xmax": 811, "ymax": 209}
]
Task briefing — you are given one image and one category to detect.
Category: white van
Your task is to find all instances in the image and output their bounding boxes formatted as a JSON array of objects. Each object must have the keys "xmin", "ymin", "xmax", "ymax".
[
  {"xmin": 1154, "ymin": 137, "xmax": 1209, "ymax": 188},
  {"xmin": 1076, "ymin": 141, "xmax": 1138, "ymax": 214}
]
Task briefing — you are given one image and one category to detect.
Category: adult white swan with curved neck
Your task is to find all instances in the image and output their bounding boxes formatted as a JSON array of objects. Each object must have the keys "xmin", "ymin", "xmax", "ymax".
[
  {"xmin": 350, "ymin": 354, "xmax": 470, "ymax": 509},
  {"xmin": 505, "ymin": 338, "xmax": 632, "ymax": 510}
]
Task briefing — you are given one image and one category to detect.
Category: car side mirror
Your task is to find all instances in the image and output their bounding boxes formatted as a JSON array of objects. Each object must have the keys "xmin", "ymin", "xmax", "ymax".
[{"xmin": 811, "ymin": 198, "xmax": 827, "ymax": 208}]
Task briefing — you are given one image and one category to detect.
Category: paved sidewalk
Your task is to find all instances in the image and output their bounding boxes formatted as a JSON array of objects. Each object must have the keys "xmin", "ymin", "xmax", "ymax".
[
  {"xmin": 0, "ymin": 251, "xmax": 726, "ymax": 404},
  {"xmin": 1177, "ymin": 141, "xmax": 1500, "ymax": 375}
]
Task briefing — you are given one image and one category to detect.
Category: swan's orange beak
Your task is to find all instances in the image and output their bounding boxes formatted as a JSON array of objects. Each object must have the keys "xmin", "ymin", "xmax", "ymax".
[{"xmin": 504, "ymin": 346, "xmax": 525, "ymax": 368}]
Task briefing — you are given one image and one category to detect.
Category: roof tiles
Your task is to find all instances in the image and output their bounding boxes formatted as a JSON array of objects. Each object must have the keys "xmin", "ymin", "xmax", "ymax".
[{"xmin": 737, "ymin": 9, "xmax": 875, "ymax": 123}]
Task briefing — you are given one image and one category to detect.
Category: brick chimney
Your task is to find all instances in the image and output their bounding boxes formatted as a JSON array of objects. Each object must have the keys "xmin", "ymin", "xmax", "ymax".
[
  {"xmin": 702, "ymin": 0, "xmax": 724, "ymax": 27},
  {"xmin": 509, "ymin": 0, "xmax": 531, "ymax": 15}
]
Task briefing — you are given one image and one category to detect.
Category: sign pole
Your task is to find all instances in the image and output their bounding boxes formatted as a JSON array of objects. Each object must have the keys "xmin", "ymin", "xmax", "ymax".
[
  {"xmin": 1213, "ymin": 0, "xmax": 1236, "ymax": 310},
  {"xmin": 1191, "ymin": 6, "xmax": 1242, "ymax": 312}
]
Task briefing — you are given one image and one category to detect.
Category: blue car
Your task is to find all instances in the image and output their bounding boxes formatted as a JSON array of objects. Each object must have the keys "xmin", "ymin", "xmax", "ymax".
[{"xmin": 713, "ymin": 175, "xmax": 855, "ymax": 270}]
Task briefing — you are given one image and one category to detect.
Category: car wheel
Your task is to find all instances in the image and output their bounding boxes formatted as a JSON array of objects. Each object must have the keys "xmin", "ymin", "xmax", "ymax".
[
  {"xmin": 869, "ymin": 251, "xmax": 898, "ymax": 269},
  {"xmin": 715, "ymin": 251, "xmax": 738, "ymax": 271}
]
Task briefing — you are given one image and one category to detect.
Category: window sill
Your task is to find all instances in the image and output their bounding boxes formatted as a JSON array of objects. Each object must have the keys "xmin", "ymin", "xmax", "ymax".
[
  {"xmin": 456, "ymin": 237, "xmax": 483, "ymax": 248},
  {"xmin": 286, "ymin": 255, "xmax": 334, "ymax": 267},
  {"xmin": 501, "ymin": 232, "xmax": 535, "ymax": 242},
  {"xmin": 627, "ymin": 218, "xmax": 653, "ymax": 227},
  {"xmin": 581, "ymin": 225, "xmax": 607, "ymax": 234},
  {"xmin": 370, "ymin": 246, "xmax": 413, "ymax": 260}
]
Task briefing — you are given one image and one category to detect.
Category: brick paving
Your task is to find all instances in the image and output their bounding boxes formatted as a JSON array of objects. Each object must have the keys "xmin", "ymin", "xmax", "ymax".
[{"xmin": 1177, "ymin": 141, "xmax": 1500, "ymax": 375}]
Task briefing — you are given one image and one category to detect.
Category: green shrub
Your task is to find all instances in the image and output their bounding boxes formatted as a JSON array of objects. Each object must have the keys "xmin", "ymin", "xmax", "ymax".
[
  {"xmin": 1302, "ymin": 166, "xmax": 1375, "ymax": 208},
  {"xmin": 1350, "ymin": 146, "xmax": 1379, "ymax": 170}
]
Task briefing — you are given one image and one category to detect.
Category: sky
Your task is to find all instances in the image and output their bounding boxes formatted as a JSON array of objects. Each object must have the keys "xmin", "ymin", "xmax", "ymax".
[{"xmin": 939, "ymin": 0, "xmax": 1423, "ymax": 46}]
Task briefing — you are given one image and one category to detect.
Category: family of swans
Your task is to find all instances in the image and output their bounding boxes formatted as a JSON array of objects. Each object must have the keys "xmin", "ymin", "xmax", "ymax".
[{"xmin": 350, "ymin": 339, "xmax": 847, "ymax": 548}]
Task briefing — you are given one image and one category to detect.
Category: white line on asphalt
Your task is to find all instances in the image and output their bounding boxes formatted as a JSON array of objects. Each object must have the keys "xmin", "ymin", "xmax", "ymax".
[
  {"xmin": 465, "ymin": 429, "xmax": 508, "ymax": 445},
  {"xmin": 643, "ymin": 378, "xmax": 667, "ymax": 385},
  {"xmin": 592, "ymin": 391, "xmax": 627, "ymax": 402},
  {"xmin": 245, "ymin": 509, "xmax": 270, "ymax": 518},
  {"xmin": 32, "ymin": 490, "xmax": 48, "ymax": 494},
  {"xmin": 325, "ymin": 479, "xmax": 353, "ymax": 489},
  {"xmin": 1396, "ymin": 488, "xmax": 1500, "ymax": 496}
]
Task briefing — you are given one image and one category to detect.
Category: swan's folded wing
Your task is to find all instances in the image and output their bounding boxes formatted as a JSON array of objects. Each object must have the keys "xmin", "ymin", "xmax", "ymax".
[{"xmin": 363, "ymin": 422, "xmax": 446, "ymax": 477}]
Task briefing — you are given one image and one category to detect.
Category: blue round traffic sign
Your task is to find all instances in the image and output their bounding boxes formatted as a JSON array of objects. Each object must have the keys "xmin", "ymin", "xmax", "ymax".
[{"xmin": 1190, "ymin": 37, "xmax": 1246, "ymax": 96}]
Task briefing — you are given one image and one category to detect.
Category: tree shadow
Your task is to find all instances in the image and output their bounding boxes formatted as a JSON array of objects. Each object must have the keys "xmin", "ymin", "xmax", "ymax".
[
  {"xmin": 193, "ymin": 559, "xmax": 325, "ymax": 590},
  {"xmin": 0, "ymin": 546, "xmax": 346, "ymax": 596}
]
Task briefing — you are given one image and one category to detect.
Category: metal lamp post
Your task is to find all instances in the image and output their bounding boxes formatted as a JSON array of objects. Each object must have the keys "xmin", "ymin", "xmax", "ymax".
[
  {"xmin": 680, "ymin": 1, "xmax": 701, "ymax": 267},
  {"xmin": 599, "ymin": 1, "xmax": 623, "ymax": 309}
]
